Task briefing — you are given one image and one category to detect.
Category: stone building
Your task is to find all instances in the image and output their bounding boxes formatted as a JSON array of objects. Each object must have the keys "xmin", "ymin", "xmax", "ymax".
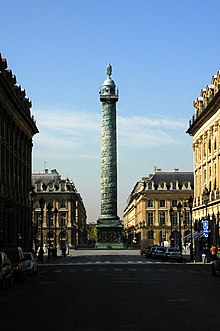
[
  {"xmin": 123, "ymin": 169, "xmax": 194, "ymax": 247},
  {"xmin": 32, "ymin": 169, "xmax": 87, "ymax": 250},
  {"xmin": 187, "ymin": 70, "xmax": 220, "ymax": 246},
  {"xmin": 0, "ymin": 53, "xmax": 38, "ymax": 249}
]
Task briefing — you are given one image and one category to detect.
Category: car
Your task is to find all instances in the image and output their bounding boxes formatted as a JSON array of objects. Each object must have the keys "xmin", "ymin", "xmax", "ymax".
[
  {"xmin": 211, "ymin": 259, "xmax": 220, "ymax": 276},
  {"xmin": 163, "ymin": 247, "xmax": 182, "ymax": 262},
  {"xmin": 1, "ymin": 247, "xmax": 26, "ymax": 282},
  {"xmin": 152, "ymin": 246, "xmax": 167, "ymax": 259},
  {"xmin": 146, "ymin": 246, "xmax": 157, "ymax": 258},
  {"xmin": 24, "ymin": 252, "xmax": 38, "ymax": 275},
  {"xmin": 0, "ymin": 251, "xmax": 14, "ymax": 289}
]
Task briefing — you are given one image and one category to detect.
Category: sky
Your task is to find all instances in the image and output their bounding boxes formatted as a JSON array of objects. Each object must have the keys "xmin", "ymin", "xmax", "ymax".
[{"xmin": 1, "ymin": 0, "xmax": 220, "ymax": 223}]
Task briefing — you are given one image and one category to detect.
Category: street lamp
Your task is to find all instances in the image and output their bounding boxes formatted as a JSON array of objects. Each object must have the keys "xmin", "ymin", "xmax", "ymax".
[
  {"xmin": 202, "ymin": 188, "xmax": 209, "ymax": 218},
  {"xmin": 177, "ymin": 202, "xmax": 183, "ymax": 254},
  {"xmin": 39, "ymin": 196, "xmax": 45, "ymax": 262},
  {"xmin": 47, "ymin": 202, "xmax": 53, "ymax": 259},
  {"xmin": 54, "ymin": 207, "xmax": 58, "ymax": 257},
  {"xmin": 169, "ymin": 207, "xmax": 174, "ymax": 247},
  {"xmin": 29, "ymin": 188, "xmax": 36, "ymax": 252},
  {"xmin": 188, "ymin": 196, "xmax": 194, "ymax": 261}
]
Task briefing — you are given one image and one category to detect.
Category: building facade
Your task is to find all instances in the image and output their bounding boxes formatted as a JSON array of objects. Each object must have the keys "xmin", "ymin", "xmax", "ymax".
[
  {"xmin": 0, "ymin": 53, "xmax": 38, "ymax": 250},
  {"xmin": 32, "ymin": 169, "xmax": 87, "ymax": 250},
  {"xmin": 187, "ymin": 70, "xmax": 220, "ymax": 247},
  {"xmin": 123, "ymin": 169, "xmax": 194, "ymax": 248}
]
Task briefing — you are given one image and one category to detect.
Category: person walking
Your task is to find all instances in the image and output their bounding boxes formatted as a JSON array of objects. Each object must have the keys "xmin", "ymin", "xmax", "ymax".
[{"xmin": 210, "ymin": 245, "xmax": 217, "ymax": 261}]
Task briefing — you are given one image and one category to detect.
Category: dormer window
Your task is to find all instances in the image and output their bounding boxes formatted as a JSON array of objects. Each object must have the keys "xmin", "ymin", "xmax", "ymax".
[
  {"xmin": 159, "ymin": 182, "xmax": 166, "ymax": 190},
  {"xmin": 48, "ymin": 182, "xmax": 54, "ymax": 191},
  {"xmin": 148, "ymin": 181, "xmax": 152, "ymax": 190},
  {"xmin": 171, "ymin": 182, "xmax": 176, "ymax": 190}
]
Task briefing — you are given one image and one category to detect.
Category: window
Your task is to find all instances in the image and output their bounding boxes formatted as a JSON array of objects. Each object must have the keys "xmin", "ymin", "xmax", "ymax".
[
  {"xmin": 159, "ymin": 200, "xmax": 165, "ymax": 208},
  {"xmin": 46, "ymin": 213, "xmax": 54, "ymax": 227},
  {"xmin": 59, "ymin": 212, "xmax": 66, "ymax": 227},
  {"xmin": 172, "ymin": 200, "xmax": 177, "ymax": 207},
  {"xmin": 184, "ymin": 212, "xmax": 190, "ymax": 226},
  {"xmin": 147, "ymin": 212, "xmax": 154, "ymax": 226},
  {"xmin": 60, "ymin": 199, "xmax": 67, "ymax": 208},
  {"xmin": 148, "ymin": 181, "xmax": 152, "ymax": 189},
  {"xmin": 173, "ymin": 212, "xmax": 178, "ymax": 226},
  {"xmin": 172, "ymin": 182, "xmax": 176, "ymax": 190},
  {"xmin": 147, "ymin": 199, "xmax": 153, "ymax": 208},
  {"xmin": 159, "ymin": 211, "xmax": 166, "ymax": 225},
  {"xmin": 208, "ymin": 139, "xmax": 211, "ymax": 153},
  {"xmin": 147, "ymin": 230, "xmax": 154, "ymax": 240}
]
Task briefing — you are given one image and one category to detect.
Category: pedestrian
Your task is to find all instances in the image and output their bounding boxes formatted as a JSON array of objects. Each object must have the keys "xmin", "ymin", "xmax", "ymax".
[
  {"xmin": 210, "ymin": 245, "xmax": 217, "ymax": 261},
  {"xmin": 217, "ymin": 246, "xmax": 220, "ymax": 259}
]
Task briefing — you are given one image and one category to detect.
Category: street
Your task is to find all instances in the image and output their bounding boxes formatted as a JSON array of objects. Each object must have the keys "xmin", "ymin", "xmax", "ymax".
[{"xmin": 0, "ymin": 250, "xmax": 219, "ymax": 331}]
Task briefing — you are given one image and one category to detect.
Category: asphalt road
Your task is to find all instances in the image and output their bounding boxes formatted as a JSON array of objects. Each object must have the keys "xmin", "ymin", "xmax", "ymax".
[{"xmin": 0, "ymin": 252, "xmax": 219, "ymax": 331}]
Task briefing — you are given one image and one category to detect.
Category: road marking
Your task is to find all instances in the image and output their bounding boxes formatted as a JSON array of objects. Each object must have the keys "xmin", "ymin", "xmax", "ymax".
[
  {"xmin": 158, "ymin": 268, "xmax": 168, "ymax": 272},
  {"xmin": 54, "ymin": 270, "xmax": 62, "ymax": 273},
  {"xmin": 114, "ymin": 268, "xmax": 122, "ymax": 271},
  {"xmin": 142, "ymin": 268, "xmax": 152, "ymax": 272},
  {"xmin": 168, "ymin": 298, "xmax": 187, "ymax": 302},
  {"xmin": 84, "ymin": 268, "xmax": 92, "ymax": 272}
]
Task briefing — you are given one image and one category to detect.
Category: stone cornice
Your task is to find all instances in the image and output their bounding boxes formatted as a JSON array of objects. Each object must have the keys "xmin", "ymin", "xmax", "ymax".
[{"xmin": 187, "ymin": 70, "xmax": 220, "ymax": 136}]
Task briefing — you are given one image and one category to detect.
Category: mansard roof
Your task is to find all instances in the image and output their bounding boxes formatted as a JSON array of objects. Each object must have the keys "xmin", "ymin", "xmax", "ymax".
[{"xmin": 150, "ymin": 171, "xmax": 194, "ymax": 188}]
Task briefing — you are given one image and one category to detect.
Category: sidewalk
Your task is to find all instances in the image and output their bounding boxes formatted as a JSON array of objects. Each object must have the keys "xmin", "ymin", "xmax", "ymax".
[{"xmin": 182, "ymin": 252, "xmax": 211, "ymax": 264}]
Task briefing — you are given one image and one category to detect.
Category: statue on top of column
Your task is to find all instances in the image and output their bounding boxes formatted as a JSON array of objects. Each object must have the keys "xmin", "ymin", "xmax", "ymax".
[{"xmin": 106, "ymin": 63, "xmax": 112, "ymax": 78}]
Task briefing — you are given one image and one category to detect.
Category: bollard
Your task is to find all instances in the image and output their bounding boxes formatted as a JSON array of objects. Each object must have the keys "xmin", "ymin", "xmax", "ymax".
[{"xmin": 202, "ymin": 254, "xmax": 207, "ymax": 264}]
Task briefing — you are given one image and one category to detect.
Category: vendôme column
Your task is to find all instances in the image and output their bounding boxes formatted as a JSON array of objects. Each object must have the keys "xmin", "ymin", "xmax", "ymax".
[{"xmin": 96, "ymin": 64, "xmax": 124, "ymax": 249}]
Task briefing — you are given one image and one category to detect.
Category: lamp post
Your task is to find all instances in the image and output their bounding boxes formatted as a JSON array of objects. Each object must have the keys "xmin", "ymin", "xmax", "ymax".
[
  {"xmin": 202, "ymin": 188, "xmax": 209, "ymax": 218},
  {"xmin": 47, "ymin": 202, "xmax": 53, "ymax": 260},
  {"xmin": 29, "ymin": 188, "xmax": 36, "ymax": 252},
  {"xmin": 202, "ymin": 188, "xmax": 210, "ymax": 257},
  {"xmin": 177, "ymin": 202, "xmax": 182, "ymax": 254},
  {"xmin": 188, "ymin": 196, "xmax": 194, "ymax": 261},
  {"xmin": 169, "ymin": 207, "xmax": 174, "ymax": 247},
  {"xmin": 39, "ymin": 197, "xmax": 45, "ymax": 262},
  {"xmin": 54, "ymin": 207, "xmax": 58, "ymax": 257}
]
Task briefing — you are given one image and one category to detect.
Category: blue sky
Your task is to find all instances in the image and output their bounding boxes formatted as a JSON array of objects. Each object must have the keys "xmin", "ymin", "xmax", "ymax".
[{"xmin": 1, "ymin": 0, "xmax": 220, "ymax": 222}]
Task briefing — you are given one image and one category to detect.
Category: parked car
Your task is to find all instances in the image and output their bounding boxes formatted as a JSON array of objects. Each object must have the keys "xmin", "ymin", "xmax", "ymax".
[
  {"xmin": 1, "ymin": 247, "xmax": 26, "ymax": 282},
  {"xmin": 152, "ymin": 246, "xmax": 166, "ymax": 259},
  {"xmin": 163, "ymin": 247, "xmax": 182, "ymax": 262},
  {"xmin": 0, "ymin": 251, "xmax": 14, "ymax": 289},
  {"xmin": 24, "ymin": 252, "xmax": 38, "ymax": 275},
  {"xmin": 146, "ymin": 246, "xmax": 157, "ymax": 258},
  {"xmin": 211, "ymin": 259, "xmax": 220, "ymax": 276}
]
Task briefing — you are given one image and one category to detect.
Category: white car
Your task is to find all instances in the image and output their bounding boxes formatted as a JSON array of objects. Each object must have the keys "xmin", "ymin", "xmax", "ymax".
[{"xmin": 24, "ymin": 252, "xmax": 38, "ymax": 275}]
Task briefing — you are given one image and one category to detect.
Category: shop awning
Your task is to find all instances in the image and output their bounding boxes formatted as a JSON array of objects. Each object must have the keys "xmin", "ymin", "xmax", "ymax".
[{"xmin": 184, "ymin": 230, "xmax": 211, "ymax": 241}]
